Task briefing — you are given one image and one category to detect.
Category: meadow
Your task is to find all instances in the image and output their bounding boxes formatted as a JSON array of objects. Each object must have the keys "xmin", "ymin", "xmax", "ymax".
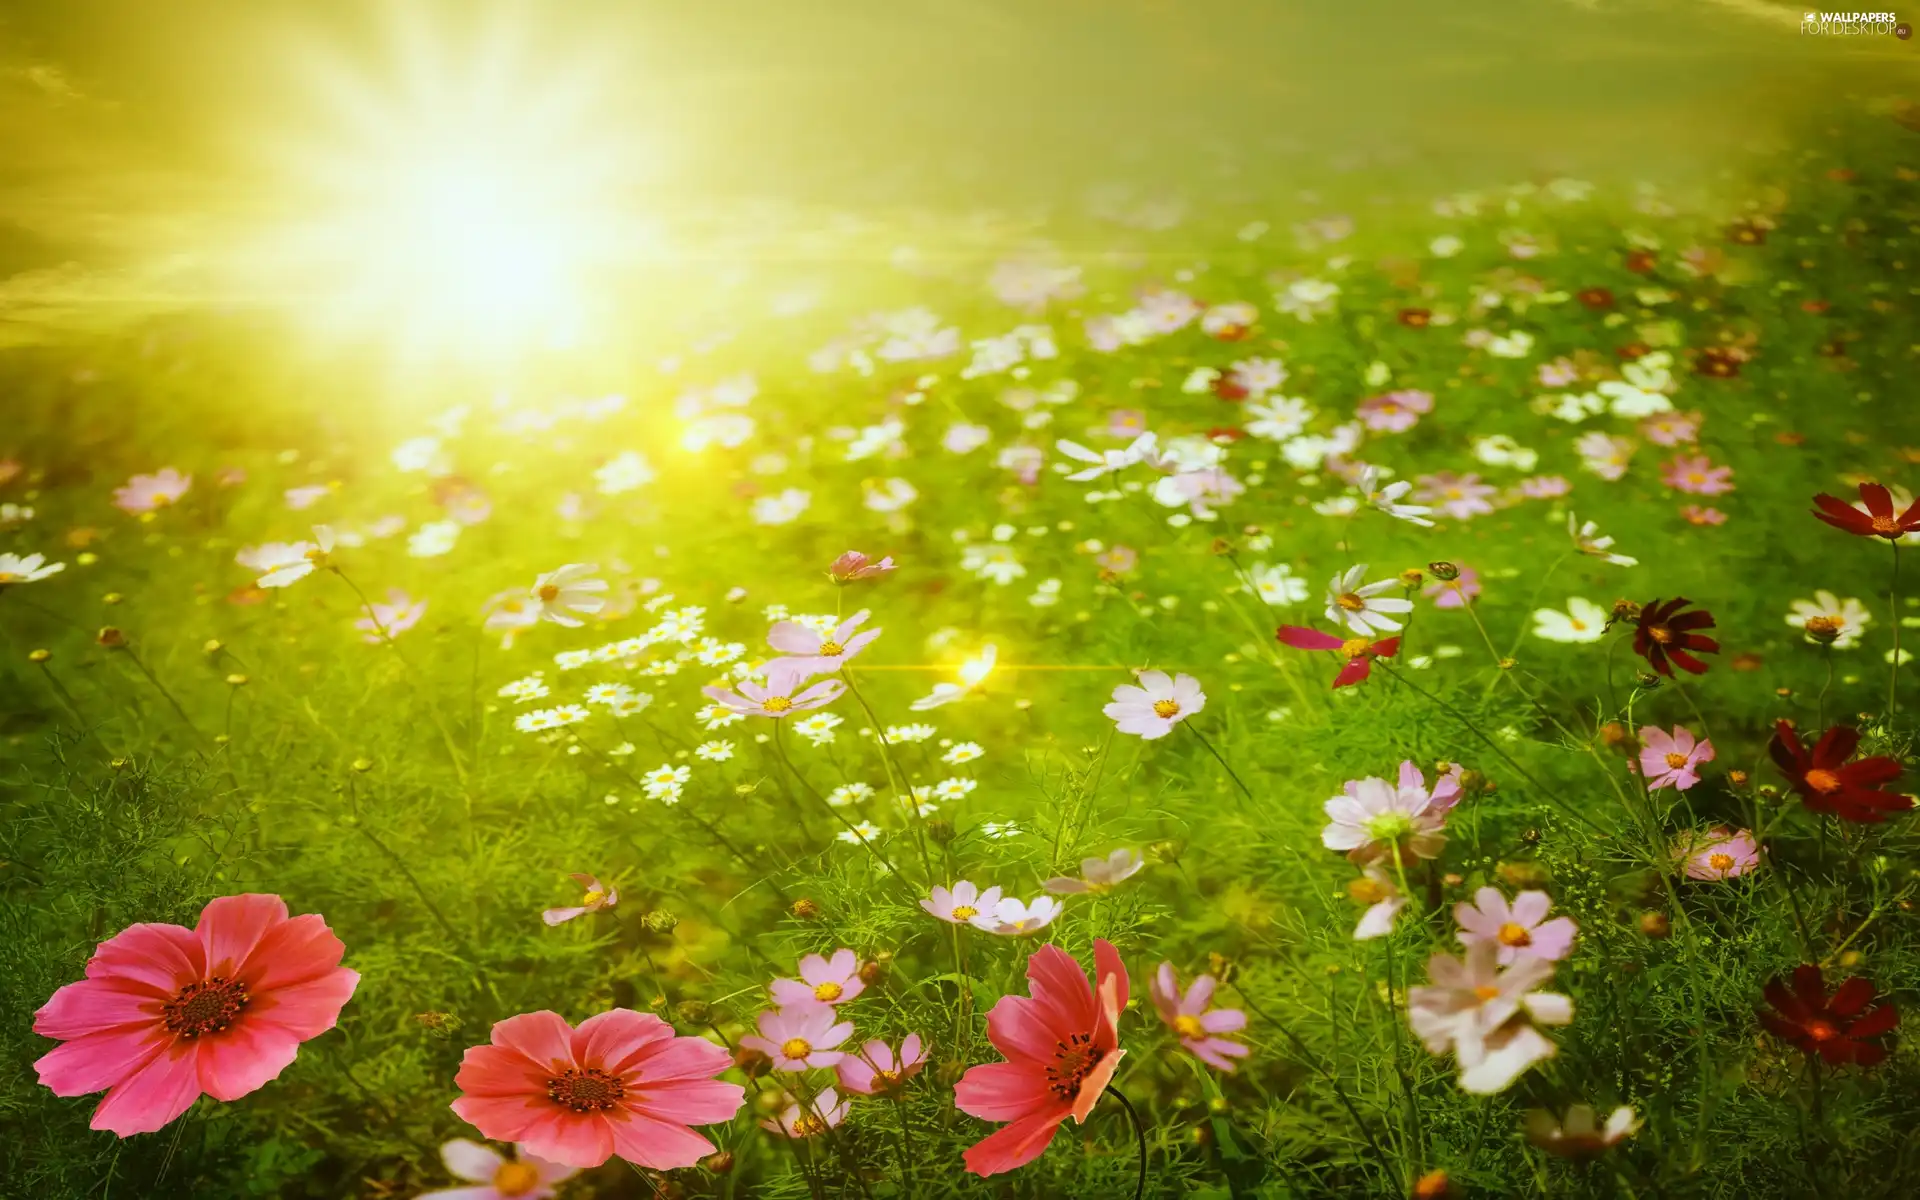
[{"xmin": 4, "ymin": 101, "xmax": 1920, "ymax": 1200}]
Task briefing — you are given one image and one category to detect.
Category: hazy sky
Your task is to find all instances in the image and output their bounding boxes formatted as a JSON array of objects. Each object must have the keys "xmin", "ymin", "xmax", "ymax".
[{"xmin": 0, "ymin": 0, "xmax": 1903, "ymax": 341}]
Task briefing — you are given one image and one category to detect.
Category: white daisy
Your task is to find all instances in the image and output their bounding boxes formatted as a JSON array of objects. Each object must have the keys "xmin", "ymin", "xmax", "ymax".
[
  {"xmin": 1531, "ymin": 598, "xmax": 1610, "ymax": 644},
  {"xmin": 531, "ymin": 564, "xmax": 608, "ymax": 627},
  {"xmin": 1324, "ymin": 564, "xmax": 1414, "ymax": 636},
  {"xmin": 1786, "ymin": 590, "xmax": 1871, "ymax": 649}
]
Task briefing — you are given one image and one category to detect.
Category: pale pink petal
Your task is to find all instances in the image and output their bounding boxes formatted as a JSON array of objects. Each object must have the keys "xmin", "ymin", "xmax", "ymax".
[
  {"xmin": 766, "ymin": 621, "xmax": 821, "ymax": 654},
  {"xmin": 1200, "ymin": 1008, "xmax": 1246, "ymax": 1034},
  {"xmin": 1508, "ymin": 891, "xmax": 1552, "ymax": 927},
  {"xmin": 543, "ymin": 907, "xmax": 587, "ymax": 925},
  {"xmin": 1527, "ymin": 917, "xmax": 1578, "ymax": 960},
  {"xmin": 440, "ymin": 1138, "xmax": 505, "ymax": 1183}
]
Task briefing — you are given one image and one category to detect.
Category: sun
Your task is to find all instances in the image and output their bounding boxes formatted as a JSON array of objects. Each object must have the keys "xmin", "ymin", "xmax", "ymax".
[{"xmin": 233, "ymin": 11, "xmax": 665, "ymax": 363}]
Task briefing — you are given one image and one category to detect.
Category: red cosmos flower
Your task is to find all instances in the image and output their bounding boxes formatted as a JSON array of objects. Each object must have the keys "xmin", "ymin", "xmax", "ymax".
[
  {"xmin": 1212, "ymin": 376, "xmax": 1249, "ymax": 402},
  {"xmin": 1811, "ymin": 482, "xmax": 1920, "ymax": 540},
  {"xmin": 1768, "ymin": 720, "xmax": 1911, "ymax": 823},
  {"xmin": 953, "ymin": 940, "xmax": 1128, "ymax": 1177},
  {"xmin": 1632, "ymin": 598, "xmax": 1720, "ymax": 676},
  {"xmin": 1759, "ymin": 965, "xmax": 1897, "ymax": 1066},
  {"xmin": 1277, "ymin": 625, "xmax": 1401, "ymax": 688}
]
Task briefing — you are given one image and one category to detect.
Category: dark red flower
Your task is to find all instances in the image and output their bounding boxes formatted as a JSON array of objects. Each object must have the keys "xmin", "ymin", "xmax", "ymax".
[
  {"xmin": 1811, "ymin": 482, "xmax": 1920, "ymax": 540},
  {"xmin": 1576, "ymin": 287, "xmax": 1614, "ymax": 309},
  {"xmin": 1768, "ymin": 720, "xmax": 1910, "ymax": 823},
  {"xmin": 1277, "ymin": 626, "xmax": 1400, "ymax": 689},
  {"xmin": 1212, "ymin": 376, "xmax": 1249, "ymax": 402},
  {"xmin": 1695, "ymin": 346, "xmax": 1745, "ymax": 378},
  {"xmin": 1623, "ymin": 249, "xmax": 1657, "ymax": 275},
  {"xmin": 1759, "ymin": 965, "xmax": 1897, "ymax": 1066},
  {"xmin": 1397, "ymin": 308, "xmax": 1431, "ymax": 328},
  {"xmin": 1632, "ymin": 598, "xmax": 1720, "ymax": 676}
]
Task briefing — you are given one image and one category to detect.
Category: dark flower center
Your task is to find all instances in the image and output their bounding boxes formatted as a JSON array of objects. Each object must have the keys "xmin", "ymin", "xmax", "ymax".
[
  {"xmin": 546, "ymin": 1066, "xmax": 626, "ymax": 1113},
  {"xmin": 163, "ymin": 976, "xmax": 250, "ymax": 1039},
  {"xmin": 1046, "ymin": 1031, "xmax": 1107, "ymax": 1101}
]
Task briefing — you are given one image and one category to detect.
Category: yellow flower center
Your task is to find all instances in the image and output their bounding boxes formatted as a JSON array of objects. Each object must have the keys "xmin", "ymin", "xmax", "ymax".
[
  {"xmin": 1497, "ymin": 922, "xmax": 1532, "ymax": 947},
  {"xmin": 304, "ymin": 547, "xmax": 325, "ymax": 562},
  {"xmin": 582, "ymin": 890, "xmax": 605, "ymax": 906},
  {"xmin": 1347, "ymin": 877, "xmax": 1389, "ymax": 904},
  {"xmin": 0, "ymin": 572, "xmax": 15, "ymax": 583},
  {"xmin": 817, "ymin": 640, "xmax": 844, "ymax": 656},
  {"xmin": 1336, "ymin": 591, "xmax": 1367, "ymax": 611},
  {"xmin": 951, "ymin": 904, "xmax": 977, "ymax": 920},
  {"xmin": 1665, "ymin": 752, "xmax": 1689, "ymax": 769},
  {"xmin": 1173, "ymin": 1014, "xmax": 1206, "ymax": 1039},
  {"xmin": 1803, "ymin": 768, "xmax": 1842, "ymax": 793},
  {"xmin": 780, "ymin": 1038, "xmax": 813, "ymax": 1060},
  {"xmin": 493, "ymin": 1162, "xmax": 544, "ymax": 1197},
  {"xmin": 1472, "ymin": 985, "xmax": 1501, "ymax": 1002},
  {"xmin": 537, "ymin": 583, "xmax": 560, "ymax": 602},
  {"xmin": 1707, "ymin": 852, "xmax": 1735, "ymax": 872},
  {"xmin": 1647, "ymin": 624, "xmax": 1673, "ymax": 644},
  {"xmin": 1152, "ymin": 698, "xmax": 1181, "ymax": 718},
  {"xmin": 1339, "ymin": 637, "xmax": 1372, "ymax": 658},
  {"xmin": 792, "ymin": 1113, "xmax": 828, "ymax": 1137},
  {"xmin": 763, "ymin": 696, "xmax": 794, "ymax": 713},
  {"xmin": 813, "ymin": 981, "xmax": 844, "ymax": 1002},
  {"xmin": 1872, "ymin": 515, "xmax": 1901, "ymax": 536}
]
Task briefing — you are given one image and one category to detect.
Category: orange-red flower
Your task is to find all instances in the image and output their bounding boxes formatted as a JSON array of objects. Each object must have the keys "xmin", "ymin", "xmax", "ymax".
[
  {"xmin": 1811, "ymin": 481, "xmax": 1920, "ymax": 540},
  {"xmin": 1768, "ymin": 720, "xmax": 1910, "ymax": 823},
  {"xmin": 1759, "ymin": 965, "xmax": 1897, "ymax": 1066},
  {"xmin": 1632, "ymin": 598, "xmax": 1719, "ymax": 676}
]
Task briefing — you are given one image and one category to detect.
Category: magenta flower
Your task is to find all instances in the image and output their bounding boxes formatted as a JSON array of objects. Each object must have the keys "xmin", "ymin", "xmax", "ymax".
[
  {"xmin": 828, "ymin": 551, "xmax": 895, "ymax": 583},
  {"xmin": 1661, "ymin": 454, "xmax": 1735, "ymax": 496},
  {"xmin": 355, "ymin": 589, "xmax": 427, "ymax": 643},
  {"xmin": 769, "ymin": 949, "xmax": 866, "ymax": 1007},
  {"xmin": 543, "ymin": 873, "xmax": 618, "ymax": 926},
  {"xmin": 1640, "ymin": 410, "xmax": 1702, "ymax": 447},
  {"xmin": 1454, "ymin": 888, "xmax": 1577, "ymax": 965},
  {"xmin": 1414, "ymin": 471, "xmax": 1497, "ymax": 520},
  {"xmin": 1516, "ymin": 475, "xmax": 1572, "ymax": 499},
  {"xmin": 1679, "ymin": 828, "xmax": 1762, "ymax": 880},
  {"xmin": 766, "ymin": 610, "xmax": 882, "ymax": 680},
  {"xmin": 1639, "ymin": 725, "xmax": 1714, "ymax": 792},
  {"xmin": 33, "ymin": 894, "xmax": 358, "ymax": 1136},
  {"xmin": 1423, "ymin": 566, "xmax": 1482, "ymax": 609},
  {"xmin": 112, "ymin": 468, "xmax": 192, "ymax": 514},
  {"xmin": 1537, "ymin": 357, "xmax": 1579, "ymax": 387},
  {"xmin": 1150, "ymin": 962, "xmax": 1250, "ymax": 1072},
  {"xmin": 1681, "ymin": 504, "xmax": 1728, "ymax": 526},
  {"xmin": 1356, "ymin": 389, "xmax": 1434, "ymax": 433},
  {"xmin": 836, "ymin": 1034, "xmax": 928, "ymax": 1095},
  {"xmin": 702, "ymin": 666, "xmax": 845, "ymax": 719},
  {"xmin": 739, "ymin": 1002, "xmax": 854, "ymax": 1071},
  {"xmin": 420, "ymin": 1139, "xmax": 577, "ymax": 1200}
]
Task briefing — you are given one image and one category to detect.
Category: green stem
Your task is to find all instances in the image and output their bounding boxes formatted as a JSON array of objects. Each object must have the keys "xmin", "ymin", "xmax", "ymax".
[
  {"xmin": 1890, "ymin": 541, "xmax": 1903, "ymax": 717},
  {"xmin": 841, "ymin": 669, "xmax": 935, "ymax": 880},
  {"xmin": 774, "ymin": 721, "xmax": 900, "ymax": 876},
  {"xmin": 1108, "ymin": 1089, "xmax": 1149, "ymax": 1200},
  {"xmin": 1185, "ymin": 721, "xmax": 1255, "ymax": 802}
]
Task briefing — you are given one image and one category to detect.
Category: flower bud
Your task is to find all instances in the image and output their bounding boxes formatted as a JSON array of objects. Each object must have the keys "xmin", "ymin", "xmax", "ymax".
[
  {"xmin": 1413, "ymin": 1169, "xmax": 1455, "ymax": 1199},
  {"xmin": 790, "ymin": 897, "xmax": 821, "ymax": 920},
  {"xmin": 1209, "ymin": 537, "xmax": 1234, "ymax": 556},
  {"xmin": 1803, "ymin": 615, "xmax": 1843, "ymax": 644},
  {"xmin": 27, "ymin": 648, "xmax": 50, "ymax": 663},
  {"xmin": 1398, "ymin": 568, "xmax": 1425, "ymax": 588},
  {"xmin": 735, "ymin": 1047, "xmax": 773, "ymax": 1079},
  {"xmin": 1150, "ymin": 838, "xmax": 1186, "ymax": 864},
  {"xmin": 926, "ymin": 817, "xmax": 955, "ymax": 845},
  {"xmin": 1639, "ymin": 911, "xmax": 1671, "ymax": 939},
  {"xmin": 1496, "ymin": 860, "xmax": 1551, "ymax": 888},
  {"xmin": 701, "ymin": 1151, "xmax": 735, "ymax": 1175},
  {"xmin": 97, "ymin": 626, "xmax": 125, "ymax": 648},
  {"xmin": 859, "ymin": 955, "xmax": 890, "ymax": 986},
  {"xmin": 1610, "ymin": 598, "xmax": 1642, "ymax": 623},
  {"xmin": 351, "ymin": 757, "xmax": 373, "ymax": 772},
  {"xmin": 226, "ymin": 673, "xmax": 248, "ymax": 686},
  {"xmin": 675, "ymin": 999, "xmax": 712, "ymax": 1025},
  {"xmin": 1427, "ymin": 561, "xmax": 1460, "ymax": 582},
  {"xmin": 203, "ymin": 639, "xmax": 223, "ymax": 655},
  {"xmin": 643, "ymin": 909, "xmax": 679, "ymax": 933},
  {"xmin": 1727, "ymin": 769, "xmax": 1749, "ymax": 786}
]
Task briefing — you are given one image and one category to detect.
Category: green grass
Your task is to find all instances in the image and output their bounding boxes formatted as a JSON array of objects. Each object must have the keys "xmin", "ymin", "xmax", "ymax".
[{"xmin": 3, "ymin": 103, "xmax": 1920, "ymax": 1199}]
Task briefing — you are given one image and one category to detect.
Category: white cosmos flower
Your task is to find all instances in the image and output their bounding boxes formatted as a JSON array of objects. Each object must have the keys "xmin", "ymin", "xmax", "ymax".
[
  {"xmin": 244, "ymin": 526, "xmax": 336, "ymax": 589},
  {"xmin": 1568, "ymin": 515, "xmax": 1638, "ymax": 567},
  {"xmin": 1243, "ymin": 396, "xmax": 1315, "ymax": 442},
  {"xmin": 0, "ymin": 552, "xmax": 66, "ymax": 585},
  {"xmin": 1531, "ymin": 598, "xmax": 1610, "ymax": 644},
  {"xmin": 1356, "ymin": 465, "xmax": 1435, "ymax": 527},
  {"xmin": 1055, "ymin": 432, "xmax": 1160, "ymax": 482},
  {"xmin": 1408, "ymin": 940, "xmax": 1572, "ymax": 1094},
  {"xmin": 1324, "ymin": 564, "xmax": 1414, "ymax": 636},
  {"xmin": 1246, "ymin": 562, "xmax": 1310, "ymax": 606},
  {"xmin": 1786, "ymin": 590, "xmax": 1871, "ymax": 649},
  {"xmin": 530, "ymin": 564, "xmax": 608, "ymax": 627},
  {"xmin": 981, "ymin": 895, "xmax": 1063, "ymax": 936}
]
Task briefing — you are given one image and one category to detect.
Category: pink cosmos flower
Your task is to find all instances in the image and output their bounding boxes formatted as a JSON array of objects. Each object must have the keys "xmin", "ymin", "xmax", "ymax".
[
  {"xmin": 1638, "ymin": 725, "xmax": 1714, "ymax": 792},
  {"xmin": 922, "ymin": 881, "xmax": 1004, "ymax": 928},
  {"xmin": 1681, "ymin": 504, "xmax": 1727, "ymax": 526},
  {"xmin": 542, "ymin": 873, "xmax": 618, "ymax": 926},
  {"xmin": 32, "ymin": 893, "xmax": 359, "ymax": 1136},
  {"xmin": 420, "ymin": 1139, "xmax": 577, "ymax": 1200},
  {"xmin": 1094, "ymin": 545, "xmax": 1138, "ymax": 576},
  {"xmin": 1044, "ymin": 848, "xmax": 1145, "ymax": 895},
  {"xmin": 980, "ymin": 896, "xmax": 1064, "ymax": 937},
  {"xmin": 1102, "ymin": 670, "xmax": 1205, "ymax": 740},
  {"xmin": 829, "ymin": 551, "xmax": 895, "ymax": 583},
  {"xmin": 1661, "ymin": 454, "xmax": 1735, "ymax": 496},
  {"xmin": 1516, "ymin": 475, "xmax": 1571, "ymax": 499},
  {"xmin": 1321, "ymin": 762, "xmax": 1459, "ymax": 864},
  {"xmin": 113, "ymin": 468, "xmax": 192, "ymax": 514},
  {"xmin": 766, "ymin": 610, "xmax": 882, "ymax": 680},
  {"xmin": 451, "ymin": 1009, "xmax": 743, "ymax": 1169},
  {"xmin": 1537, "ymin": 358, "xmax": 1579, "ymax": 387},
  {"xmin": 836, "ymin": 1034, "xmax": 928, "ymax": 1095},
  {"xmin": 762, "ymin": 1087, "xmax": 850, "ymax": 1137},
  {"xmin": 355, "ymin": 589, "xmax": 427, "ymax": 643},
  {"xmin": 1640, "ymin": 410, "xmax": 1702, "ymax": 447},
  {"xmin": 1424, "ymin": 566, "xmax": 1481, "ymax": 609},
  {"xmin": 1414, "ymin": 471, "xmax": 1497, "ymax": 520},
  {"xmin": 1356, "ymin": 390, "xmax": 1434, "ymax": 433},
  {"xmin": 1408, "ymin": 940, "xmax": 1573, "ymax": 1094},
  {"xmin": 953, "ymin": 940, "xmax": 1128, "ymax": 1177},
  {"xmin": 1679, "ymin": 828, "xmax": 1762, "ymax": 880},
  {"xmin": 1149, "ymin": 963, "xmax": 1249, "ymax": 1072},
  {"xmin": 769, "ymin": 949, "xmax": 866, "ymax": 1007},
  {"xmin": 1455, "ymin": 888, "xmax": 1578, "ymax": 965},
  {"xmin": 702, "ymin": 666, "xmax": 846, "ymax": 720},
  {"xmin": 1151, "ymin": 467, "xmax": 1246, "ymax": 516},
  {"xmin": 284, "ymin": 485, "xmax": 331, "ymax": 510},
  {"xmin": 739, "ymin": 1002, "xmax": 854, "ymax": 1072},
  {"xmin": 1576, "ymin": 432, "xmax": 1635, "ymax": 481}
]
